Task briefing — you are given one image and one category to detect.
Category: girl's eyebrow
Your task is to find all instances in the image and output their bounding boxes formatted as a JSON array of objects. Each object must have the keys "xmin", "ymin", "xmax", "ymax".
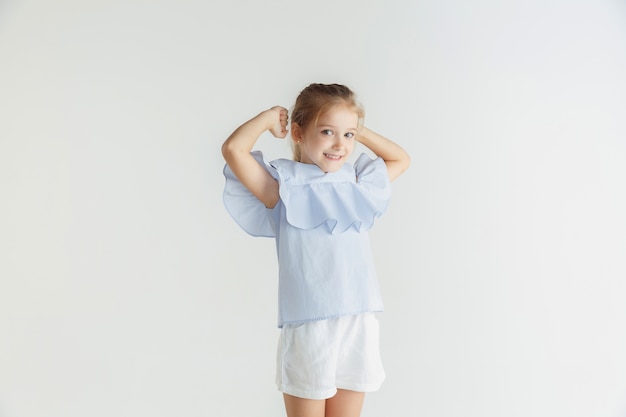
[{"xmin": 318, "ymin": 124, "xmax": 358, "ymax": 130}]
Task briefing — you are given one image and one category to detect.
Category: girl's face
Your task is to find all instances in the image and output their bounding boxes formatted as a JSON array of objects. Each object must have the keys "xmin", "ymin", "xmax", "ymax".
[{"xmin": 295, "ymin": 105, "xmax": 359, "ymax": 173}]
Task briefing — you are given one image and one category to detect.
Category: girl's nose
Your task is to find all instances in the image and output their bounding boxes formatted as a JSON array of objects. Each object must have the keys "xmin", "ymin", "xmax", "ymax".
[{"xmin": 332, "ymin": 139, "xmax": 344, "ymax": 150}]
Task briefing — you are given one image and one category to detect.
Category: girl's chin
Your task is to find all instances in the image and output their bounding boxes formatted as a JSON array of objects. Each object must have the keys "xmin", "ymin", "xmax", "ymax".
[{"xmin": 321, "ymin": 163, "xmax": 344, "ymax": 173}]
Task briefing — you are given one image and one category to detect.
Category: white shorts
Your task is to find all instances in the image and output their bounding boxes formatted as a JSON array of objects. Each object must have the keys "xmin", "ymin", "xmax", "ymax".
[{"xmin": 276, "ymin": 313, "xmax": 386, "ymax": 400}]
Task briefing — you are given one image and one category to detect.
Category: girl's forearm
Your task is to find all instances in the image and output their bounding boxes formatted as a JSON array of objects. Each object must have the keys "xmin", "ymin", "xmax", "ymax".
[
  {"xmin": 358, "ymin": 127, "xmax": 410, "ymax": 181},
  {"xmin": 222, "ymin": 110, "xmax": 276, "ymax": 156}
]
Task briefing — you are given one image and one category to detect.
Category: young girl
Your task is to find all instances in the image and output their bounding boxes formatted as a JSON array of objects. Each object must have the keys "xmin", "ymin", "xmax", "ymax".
[{"xmin": 222, "ymin": 83, "xmax": 410, "ymax": 417}]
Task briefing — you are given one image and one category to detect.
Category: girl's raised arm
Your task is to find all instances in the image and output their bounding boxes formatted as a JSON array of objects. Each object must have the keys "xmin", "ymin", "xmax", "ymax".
[
  {"xmin": 357, "ymin": 127, "xmax": 410, "ymax": 181},
  {"xmin": 221, "ymin": 106, "xmax": 288, "ymax": 208}
]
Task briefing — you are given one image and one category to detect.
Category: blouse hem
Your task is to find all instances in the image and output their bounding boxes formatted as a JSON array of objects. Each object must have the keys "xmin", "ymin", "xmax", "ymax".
[{"xmin": 278, "ymin": 308, "xmax": 384, "ymax": 328}]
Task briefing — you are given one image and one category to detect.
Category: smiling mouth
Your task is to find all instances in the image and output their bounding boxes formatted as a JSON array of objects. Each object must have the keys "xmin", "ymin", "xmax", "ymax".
[{"xmin": 324, "ymin": 153, "xmax": 343, "ymax": 160}]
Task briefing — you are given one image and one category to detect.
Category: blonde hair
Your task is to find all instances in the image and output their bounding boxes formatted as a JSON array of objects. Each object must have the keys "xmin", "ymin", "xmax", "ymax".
[{"xmin": 291, "ymin": 83, "xmax": 364, "ymax": 161}]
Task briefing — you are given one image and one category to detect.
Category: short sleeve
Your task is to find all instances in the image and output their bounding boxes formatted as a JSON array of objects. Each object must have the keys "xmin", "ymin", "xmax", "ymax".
[
  {"xmin": 353, "ymin": 153, "xmax": 391, "ymax": 201},
  {"xmin": 222, "ymin": 151, "xmax": 278, "ymax": 237}
]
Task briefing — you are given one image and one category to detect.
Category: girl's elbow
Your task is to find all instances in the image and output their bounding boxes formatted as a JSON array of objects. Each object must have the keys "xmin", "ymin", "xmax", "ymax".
[
  {"xmin": 399, "ymin": 151, "xmax": 411, "ymax": 173},
  {"xmin": 221, "ymin": 141, "xmax": 245, "ymax": 163},
  {"xmin": 221, "ymin": 141, "xmax": 230, "ymax": 159}
]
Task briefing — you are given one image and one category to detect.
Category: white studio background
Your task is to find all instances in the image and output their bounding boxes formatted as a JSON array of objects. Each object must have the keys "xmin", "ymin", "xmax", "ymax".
[{"xmin": 1, "ymin": 1, "xmax": 625, "ymax": 416}]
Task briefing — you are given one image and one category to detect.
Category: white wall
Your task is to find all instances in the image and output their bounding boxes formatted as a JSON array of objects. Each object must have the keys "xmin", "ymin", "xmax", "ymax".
[{"xmin": 1, "ymin": 1, "xmax": 625, "ymax": 416}]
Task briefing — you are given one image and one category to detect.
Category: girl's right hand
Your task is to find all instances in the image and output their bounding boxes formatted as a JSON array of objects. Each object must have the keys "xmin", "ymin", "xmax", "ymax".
[{"xmin": 268, "ymin": 106, "xmax": 289, "ymax": 139}]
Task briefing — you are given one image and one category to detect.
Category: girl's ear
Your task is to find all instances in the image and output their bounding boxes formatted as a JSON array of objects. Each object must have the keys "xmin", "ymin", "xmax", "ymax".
[{"xmin": 291, "ymin": 123, "xmax": 303, "ymax": 144}]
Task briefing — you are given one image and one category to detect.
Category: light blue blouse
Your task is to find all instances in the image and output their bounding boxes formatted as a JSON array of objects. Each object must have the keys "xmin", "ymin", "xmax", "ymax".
[{"xmin": 223, "ymin": 151, "xmax": 391, "ymax": 327}]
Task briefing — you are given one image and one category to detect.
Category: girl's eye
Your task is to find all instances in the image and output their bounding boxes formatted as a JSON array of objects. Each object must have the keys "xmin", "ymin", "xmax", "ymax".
[
  {"xmin": 345, "ymin": 132, "xmax": 355, "ymax": 139},
  {"xmin": 321, "ymin": 129, "xmax": 333, "ymax": 136}
]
